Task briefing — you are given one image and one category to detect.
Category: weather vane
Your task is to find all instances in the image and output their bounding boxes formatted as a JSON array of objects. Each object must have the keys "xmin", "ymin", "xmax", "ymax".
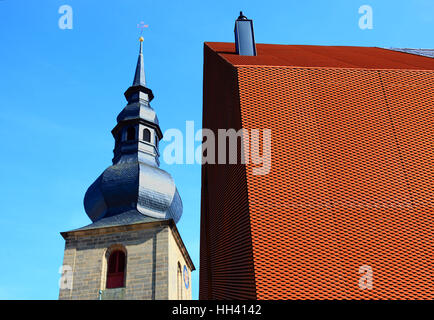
[{"xmin": 137, "ymin": 21, "xmax": 149, "ymax": 36}]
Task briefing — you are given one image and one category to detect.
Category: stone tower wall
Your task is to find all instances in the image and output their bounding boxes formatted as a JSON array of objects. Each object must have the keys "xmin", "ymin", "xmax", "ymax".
[{"xmin": 59, "ymin": 223, "xmax": 190, "ymax": 300}]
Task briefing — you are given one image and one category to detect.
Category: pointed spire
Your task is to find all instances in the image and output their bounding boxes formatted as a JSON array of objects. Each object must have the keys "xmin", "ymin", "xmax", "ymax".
[
  {"xmin": 124, "ymin": 37, "xmax": 154, "ymax": 102},
  {"xmin": 132, "ymin": 37, "xmax": 146, "ymax": 87}
]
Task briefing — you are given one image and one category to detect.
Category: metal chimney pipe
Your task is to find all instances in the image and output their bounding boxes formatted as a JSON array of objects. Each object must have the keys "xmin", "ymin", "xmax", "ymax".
[{"xmin": 234, "ymin": 11, "xmax": 257, "ymax": 56}]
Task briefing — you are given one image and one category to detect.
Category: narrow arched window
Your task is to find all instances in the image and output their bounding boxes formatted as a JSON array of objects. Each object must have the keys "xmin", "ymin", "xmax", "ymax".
[
  {"xmin": 126, "ymin": 127, "xmax": 136, "ymax": 141},
  {"xmin": 143, "ymin": 128, "xmax": 151, "ymax": 143},
  {"xmin": 177, "ymin": 262, "xmax": 182, "ymax": 299},
  {"xmin": 106, "ymin": 250, "xmax": 126, "ymax": 289}
]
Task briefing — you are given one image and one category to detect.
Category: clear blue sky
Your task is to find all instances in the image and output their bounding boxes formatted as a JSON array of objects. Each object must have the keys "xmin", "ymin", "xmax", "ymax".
[{"xmin": 0, "ymin": 0, "xmax": 432, "ymax": 300}]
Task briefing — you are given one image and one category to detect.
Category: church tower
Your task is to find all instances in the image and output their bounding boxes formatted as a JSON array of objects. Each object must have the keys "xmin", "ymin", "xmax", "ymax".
[{"xmin": 59, "ymin": 38, "xmax": 194, "ymax": 300}]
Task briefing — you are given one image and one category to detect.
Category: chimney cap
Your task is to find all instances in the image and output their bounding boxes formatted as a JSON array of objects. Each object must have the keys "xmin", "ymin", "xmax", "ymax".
[{"xmin": 237, "ymin": 11, "xmax": 248, "ymax": 20}]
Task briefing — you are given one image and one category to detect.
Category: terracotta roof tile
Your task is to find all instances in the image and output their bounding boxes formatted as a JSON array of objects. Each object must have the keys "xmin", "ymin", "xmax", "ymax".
[{"xmin": 205, "ymin": 42, "xmax": 434, "ymax": 70}]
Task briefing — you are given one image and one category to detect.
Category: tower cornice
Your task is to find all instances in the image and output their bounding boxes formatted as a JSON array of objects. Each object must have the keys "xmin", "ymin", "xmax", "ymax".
[{"xmin": 111, "ymin": 118, "xmax": 163, "ymax": 140}]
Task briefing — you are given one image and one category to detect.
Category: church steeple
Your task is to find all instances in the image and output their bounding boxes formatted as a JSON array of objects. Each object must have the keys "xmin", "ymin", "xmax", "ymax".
[
  {"xmin": 112, "ymin": 38, "xmax": 161, "ymax": 166},
  {"xmin": 124, "ymin": 38, "xmax": 154, "ymax": 104},
  {"xmin": 83, "ymin": 37, "xmax": 182, "ymax": 224},
  {"xmin": 132, "ymin": 37, "xmax": 146, "ymax": 87},
  {"xmin": 59, "ymin": 35, "xmax": 193, "ymax": 302}
]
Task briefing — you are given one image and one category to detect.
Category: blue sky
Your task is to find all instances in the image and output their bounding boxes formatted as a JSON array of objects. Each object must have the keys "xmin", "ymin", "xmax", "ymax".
[{"xmin": 0, "ymin": 0, "xmax": 432, "ymax": 300}]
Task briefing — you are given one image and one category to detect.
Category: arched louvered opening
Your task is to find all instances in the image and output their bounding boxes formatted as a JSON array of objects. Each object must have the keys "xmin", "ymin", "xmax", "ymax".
[
  {"xmin": 106, "ymin": 250, "xmax": 126, "ymax": 289},
  {"xmin": 143, "ymin": 128, "xmax": 151, "ymax": 143}
]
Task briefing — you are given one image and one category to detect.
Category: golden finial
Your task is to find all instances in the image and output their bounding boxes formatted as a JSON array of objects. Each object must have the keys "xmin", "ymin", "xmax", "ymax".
[{"xmin": 139, "ymin": 36, "xmax": 144, "ymax": 42}]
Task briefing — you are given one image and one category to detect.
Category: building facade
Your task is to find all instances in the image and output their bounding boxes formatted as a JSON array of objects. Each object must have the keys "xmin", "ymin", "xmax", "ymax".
[
  {"xmin": 200, "ymin": 41, "xmax": 434, "ymax": 299},
  {"xmin": 59, "ymin": 38, "xmax": 194, "ymax": 300}
]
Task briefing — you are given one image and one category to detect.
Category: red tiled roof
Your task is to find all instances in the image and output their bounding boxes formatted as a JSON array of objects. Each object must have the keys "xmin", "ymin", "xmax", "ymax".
[
  {"xmin": 200, "ymin": 42, "xmax": 434, "ymax": 299},
  {"xmin": 205, "ymin": 42, "xmax": 434, "ymax": 70}
]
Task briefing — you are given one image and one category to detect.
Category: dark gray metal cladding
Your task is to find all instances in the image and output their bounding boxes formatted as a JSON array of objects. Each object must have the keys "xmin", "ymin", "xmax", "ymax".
[
  {"xmin": 100, "ymin": 162, "xmax": 139, "ymax": 215},
  {"xmin": 71, "ymin": 210, "xmax": 163, "ymax": 232},
  {"xmin": 133, "ymin": 40, "xmax": 147, "ymax": 87},
  {"xmin": 116, "ymin": 101, "xmax": 160, "ymax": 125},
  {"xmin": 84, "ymin": 174, "xmax": 107, "ymax": 222},
  {"xmin": 388, "ymin": 48, "xmax": 434, "ymax": 59},
  {"xmin": 83, "ymin": 161, "xmax": 182, "ymax": 223},
  {"xmin": 137, "ymin": 162, "xmax": 183, "ymax": 223},
  {"xmin": 83, "ymin": 39, "xmax": 183, "ymax": 224}
]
